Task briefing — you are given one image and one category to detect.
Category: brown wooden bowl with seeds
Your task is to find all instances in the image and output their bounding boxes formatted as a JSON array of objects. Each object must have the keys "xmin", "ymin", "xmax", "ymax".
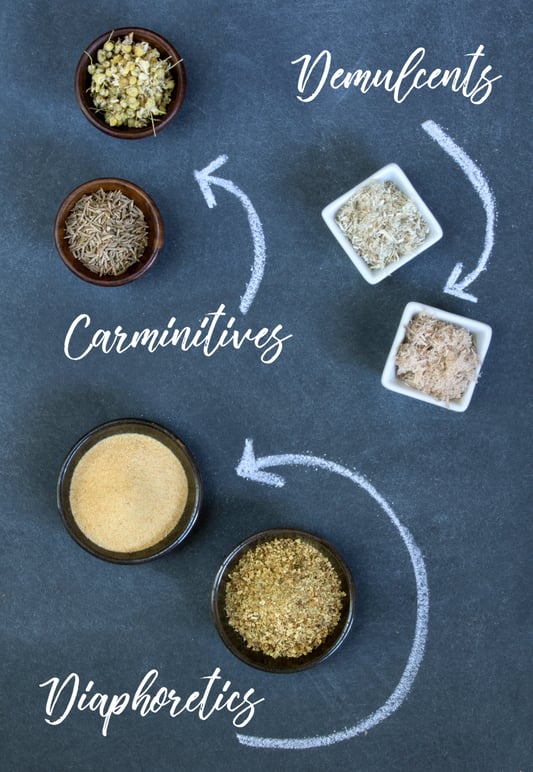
[
  {"xmin": 75, "ymin": 27, "xmax": 186, "ymax": 139},
  {"xmin": 211, "ymin": 528, "xmax": 355, "ymax": 673},
  {"xmin": 54, "ymin": 177, "xmax": 164, "ymax": 286}
]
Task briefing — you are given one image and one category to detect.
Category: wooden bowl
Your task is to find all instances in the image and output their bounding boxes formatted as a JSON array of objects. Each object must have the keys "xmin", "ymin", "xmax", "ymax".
[
  {"xmin": 54, "ymin": 177, "xmax": 164, "ymax": 286},
  {"xmin": 75, "ymin": 27, "xmax": 186, "ymax": 139}
]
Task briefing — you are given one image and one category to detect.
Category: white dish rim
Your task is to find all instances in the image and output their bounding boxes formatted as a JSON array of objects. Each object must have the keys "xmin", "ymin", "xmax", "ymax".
[{"xmin": 321, "ymin": 163, "xmax": 443, "ymax": 285}]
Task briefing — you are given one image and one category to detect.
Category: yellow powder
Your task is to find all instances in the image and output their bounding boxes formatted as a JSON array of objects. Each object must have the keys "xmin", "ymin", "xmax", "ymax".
[{"xmin": 69, "ymin": 433, "xmax": 188, "ymax": 552}]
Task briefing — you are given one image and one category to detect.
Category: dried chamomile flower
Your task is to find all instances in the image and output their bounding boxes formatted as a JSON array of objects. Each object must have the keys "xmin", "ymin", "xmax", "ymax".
[{"xmin": 87, "ymin": 33, "xmax": 176, "ymax": 129}]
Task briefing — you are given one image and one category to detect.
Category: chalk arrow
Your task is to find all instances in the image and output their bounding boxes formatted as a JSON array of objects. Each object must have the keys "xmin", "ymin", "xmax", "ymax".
[
  {"xmin": 235, "ymin": 437, "xmax": 429, "ymax": 750},
  {"xmin": 422, "ymin": 120, "xmax": 497, "ymax": 303},
  {"xmin": 194, "ymin": 154, "xmax": 266, "ymax": 315},
  {"xmin": 236, "ymin": 438, "xmax": 286, "ymax": 487}
]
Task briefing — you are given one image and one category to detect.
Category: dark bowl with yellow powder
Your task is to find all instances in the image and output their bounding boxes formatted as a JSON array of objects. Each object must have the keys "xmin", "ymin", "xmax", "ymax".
[
  {"xmin": 211, "ymin": 528, "xmax": 355, "ymax": 673},
  {"xmin": 57, "ymin": 419, "xmax": 202, "ymax": 563}
]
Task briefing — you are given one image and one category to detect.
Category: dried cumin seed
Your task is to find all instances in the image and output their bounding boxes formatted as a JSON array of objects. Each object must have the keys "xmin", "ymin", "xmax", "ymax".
[{"xmin": 65, "ymin": 188, "xmax": 148, "ymax": 276}]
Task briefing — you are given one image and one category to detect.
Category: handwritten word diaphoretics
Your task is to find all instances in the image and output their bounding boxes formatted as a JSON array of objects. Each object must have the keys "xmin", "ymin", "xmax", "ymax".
[
  {"xmin": 64, "ymin": 304, "xmax": 292, "ymax": 365},
  {"xmin": 291, "ymin": 45, "xmax": 501, "ymax": 105},
  {"xmin": 39, "ymin": 668, "xmax": 265, "ymax": 737}
]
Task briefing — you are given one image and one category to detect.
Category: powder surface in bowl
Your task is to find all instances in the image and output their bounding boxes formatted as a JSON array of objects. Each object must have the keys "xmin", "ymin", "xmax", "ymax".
[
  {"xmin": 69, "ymin": 433, "xmax": 188, "ymax": 552},
  {"xmin": 225, "ymin": 537, "xmax": 345, "ymax": 658}
]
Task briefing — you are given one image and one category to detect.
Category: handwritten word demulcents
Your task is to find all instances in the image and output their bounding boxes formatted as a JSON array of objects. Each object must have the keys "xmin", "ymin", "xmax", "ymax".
[
  {"xmin": 64, "ymin": 304, "xmax": 292, "ymax": 365},
  {"xmin": 292, "ymin": 45, "xmax": 501, "ymax": 105},
  {"xmin": 39, "ymin": 667, "xmax": 265, "ymax": 737}
]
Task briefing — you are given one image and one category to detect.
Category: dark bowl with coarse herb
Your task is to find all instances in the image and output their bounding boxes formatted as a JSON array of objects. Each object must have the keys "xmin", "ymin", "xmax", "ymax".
[
  {"xmin": 54, "ymin": 177, "xmax": 164, "ymax": 286},
  {"xmin": 75, "ymin": 27, "xmax": 186, "ymax": 140},
  {"xmin": 211, "ymin": 528, "xmax": 355, "ymax": 673}
]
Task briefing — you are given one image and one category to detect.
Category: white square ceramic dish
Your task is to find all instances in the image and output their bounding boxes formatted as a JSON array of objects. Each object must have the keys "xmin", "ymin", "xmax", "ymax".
[
  {"xmin": 381, "ymin": 302, "xmax": 492, "ymax": 412},
  {"xmin": 321, "ymin": 163, "xmax": 443, "ymax": 284}
]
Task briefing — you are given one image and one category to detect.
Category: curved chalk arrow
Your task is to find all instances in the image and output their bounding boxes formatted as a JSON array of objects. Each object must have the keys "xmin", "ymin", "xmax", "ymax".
[
  {"xmin": 235, "ymin": 438, "xmax": 429, "ymax": 750},
  {"xmin": 422, "ymin": 120, "xmax": 497, "ymax": 303},
  {"xmin": 194, "ymin": 155, "xmax": 266, "ymax": 315}
]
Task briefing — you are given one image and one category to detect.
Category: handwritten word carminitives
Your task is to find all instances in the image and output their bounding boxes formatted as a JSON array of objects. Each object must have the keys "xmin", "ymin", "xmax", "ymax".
[
  {"xmin": 39, "ymin": 668, "xmax": 265, "ymax": 737},
  {"xmin": 64, "ymin": 303, "xmax": 292, "ymax": 365},
  {"xmin": 292, "ymin": 45, "xmax": 501, "ymax": 105}
]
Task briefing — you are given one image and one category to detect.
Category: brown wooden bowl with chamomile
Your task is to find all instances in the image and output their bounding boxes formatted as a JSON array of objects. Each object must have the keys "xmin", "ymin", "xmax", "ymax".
[{"xmin": 75, "ymin": 27, "xmax": 186, "ymax": 140}]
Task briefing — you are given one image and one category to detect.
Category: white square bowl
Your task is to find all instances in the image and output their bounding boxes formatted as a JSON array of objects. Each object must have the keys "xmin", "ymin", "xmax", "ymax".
[
  {"xmin": 321, "ymin": 163, "xmax": 443, "ymax": 284},
  {"xmin": 381, "ymin": 302, "xmax": 492, "ymax": 412}
]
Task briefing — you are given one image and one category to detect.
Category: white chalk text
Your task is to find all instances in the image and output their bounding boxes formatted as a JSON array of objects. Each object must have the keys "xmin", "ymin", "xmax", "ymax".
[
  {"xmin": 291, "ymin": 45, "xmax": 501, "ymax": 105},
  {"xmin": 64, "ymin": 304, "xmax": 292, "ymax": 365},
  {"xmin": 39, "ymin": 668, "xmax": 265, "ymax": 737}
]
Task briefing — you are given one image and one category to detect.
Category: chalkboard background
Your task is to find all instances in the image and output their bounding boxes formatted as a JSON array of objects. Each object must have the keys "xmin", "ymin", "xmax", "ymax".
[{"xmin": 1, "ymin": 0, "xmax": 531, "ymax": 770}]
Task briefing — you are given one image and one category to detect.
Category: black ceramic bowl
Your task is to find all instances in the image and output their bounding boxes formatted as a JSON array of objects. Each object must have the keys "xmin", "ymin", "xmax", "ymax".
[
  {"xmin": 75, "ymin": 27, "xmax": 186, "ymax": 139},
  {"xmin": 211, "ymin": 528, "xmax": 355, "ymax": 673},
  {"xmin": 57, "ymin": 419, "xmax": 202, "ymax": 563}
]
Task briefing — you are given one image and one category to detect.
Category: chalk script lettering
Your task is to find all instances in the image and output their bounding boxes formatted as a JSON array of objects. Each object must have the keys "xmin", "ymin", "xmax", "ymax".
[
  {"xmin": 63, "ymin": 304, "xmax": 292, "ymax": 365},
  {"xmin": 292, "ymin": 45, "xmax": 501, "ymax": 105},
  {"xmin": 39, "ymin": 668, "xmax": 264, "ymax": 737}
]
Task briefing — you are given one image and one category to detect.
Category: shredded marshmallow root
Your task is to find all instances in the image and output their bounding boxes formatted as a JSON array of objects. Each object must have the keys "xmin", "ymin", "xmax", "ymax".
[
  {"xmin": 335, "ymin": 180, "xmax": 429, "ymax": 270},
  {"xmin": 395, "ymin": 313, "xmax": 480, "ymax": 404}
]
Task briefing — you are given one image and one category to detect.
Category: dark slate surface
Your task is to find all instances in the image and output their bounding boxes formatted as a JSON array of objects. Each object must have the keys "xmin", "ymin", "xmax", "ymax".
[{"xmin": 0, "ymin": 1, "xmax": 531, "ymax": 770}]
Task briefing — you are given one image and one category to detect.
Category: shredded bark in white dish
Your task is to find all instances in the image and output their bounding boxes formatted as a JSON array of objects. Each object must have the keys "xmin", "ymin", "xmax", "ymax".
[
  {"xmin": 335, "ymin": 180, "xmax": 429, "ymax": 270},
  {"xmin": 395, "ymin": 313, "xmax": 480, "ymax": 404}
]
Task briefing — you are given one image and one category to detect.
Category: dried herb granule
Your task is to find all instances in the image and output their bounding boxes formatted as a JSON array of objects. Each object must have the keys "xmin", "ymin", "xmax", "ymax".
[{"xmin": 225, "ymin": 537, "xmax": 345, "ymax": 659}]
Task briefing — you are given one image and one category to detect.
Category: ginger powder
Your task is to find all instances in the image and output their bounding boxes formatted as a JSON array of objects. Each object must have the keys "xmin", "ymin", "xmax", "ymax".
[{"xmin": 69, "ymin": 433, "xmax": 188, "ymax": 553}]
